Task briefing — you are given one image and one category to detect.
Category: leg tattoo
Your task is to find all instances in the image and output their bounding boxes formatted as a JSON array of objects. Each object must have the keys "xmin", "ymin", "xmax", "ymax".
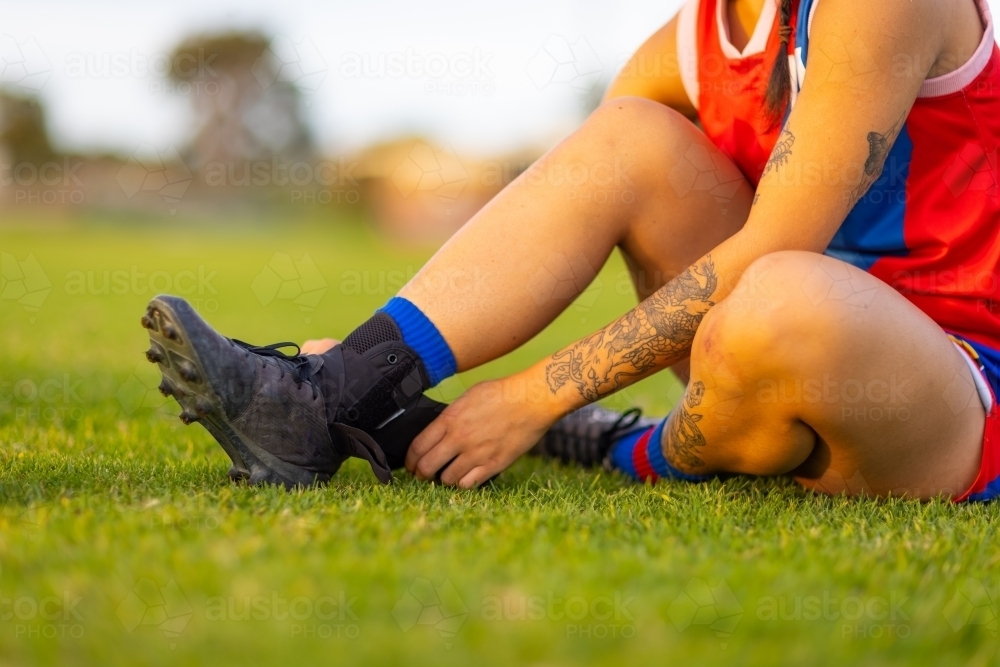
[{"xmin": 664, "ymin": 381, "xmax": 708, "ymax": 471}]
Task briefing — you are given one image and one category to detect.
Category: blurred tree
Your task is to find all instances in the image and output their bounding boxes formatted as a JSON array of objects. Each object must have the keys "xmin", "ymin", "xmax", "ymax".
[
  {"xmin": 169, "ymin": 31, "xmax": 314, "ymax": 169},
  {"xmin": 0, "ymin": 89, "xmax": 54, "ymax": 166}
]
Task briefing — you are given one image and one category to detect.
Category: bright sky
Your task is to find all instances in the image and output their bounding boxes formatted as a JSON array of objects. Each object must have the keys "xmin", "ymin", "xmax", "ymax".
[{"xmin": 1, "ymin": 0, "xmax": 997, "ymax": 158}]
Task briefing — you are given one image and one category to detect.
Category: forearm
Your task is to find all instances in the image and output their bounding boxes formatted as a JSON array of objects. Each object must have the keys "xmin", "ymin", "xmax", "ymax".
[{"xmin": 529, "ymin": 233, "xmax": 759, "ymax": 415}]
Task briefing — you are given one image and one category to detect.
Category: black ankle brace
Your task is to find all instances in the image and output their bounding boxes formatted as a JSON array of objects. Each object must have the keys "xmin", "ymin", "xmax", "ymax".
[
  {"xmin": 317, "ymin": 313, "xmax": 431, "ymax": 435},
  {"xmin": 342, "ymin": 312, "xmax": 402, "ymax": 355}
]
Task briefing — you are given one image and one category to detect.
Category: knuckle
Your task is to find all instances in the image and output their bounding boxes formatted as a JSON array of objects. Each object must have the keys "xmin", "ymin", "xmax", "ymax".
[
  {"xmin": 409, "ymin": 440, "xmax": 428, "ymax": 458},
  {"xmin": 416, "ymin": 460, "xmax": 437, "ymax": 478}
]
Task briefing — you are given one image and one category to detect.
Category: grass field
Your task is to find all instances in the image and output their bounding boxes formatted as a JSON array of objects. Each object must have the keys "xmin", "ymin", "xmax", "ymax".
[{"xmin": 1, "ymin": 212, "xmax": 998, "ymax": 666}]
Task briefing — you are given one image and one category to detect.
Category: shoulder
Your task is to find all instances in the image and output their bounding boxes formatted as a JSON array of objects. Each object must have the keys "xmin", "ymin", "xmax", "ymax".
[
  {"xmin": 807, "ymin": 0, "xmax": 950, "ymax": 79},
  {"xmin": 809, "ymin": 0, "xmax": 949, "ymax": 39}
]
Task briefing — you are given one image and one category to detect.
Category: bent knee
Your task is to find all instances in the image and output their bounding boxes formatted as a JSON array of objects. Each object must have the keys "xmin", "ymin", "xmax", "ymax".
[
  {"xmin": 728, "ymin": 251, "xmax": 884, "ymax": 332},
  {"xmin": 588, "ymin": 96, "xmax": 689, "ymax": 134},
  {"xmin": 585, "ymin": 98, "xmax": 702, "ymax": 161},
  {"xmin": 581, "ymin": 97, "xmax": 750, "ymax": 202},
  {"xmin": 694, "ymin": 252, "xmax": 879, "ymax": 373}
]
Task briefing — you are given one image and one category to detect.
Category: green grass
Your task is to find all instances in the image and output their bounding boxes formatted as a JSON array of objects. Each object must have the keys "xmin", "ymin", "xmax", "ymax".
[{"xmin": 1, "ymin": 213, "xmax": 998, "ymax": 666}]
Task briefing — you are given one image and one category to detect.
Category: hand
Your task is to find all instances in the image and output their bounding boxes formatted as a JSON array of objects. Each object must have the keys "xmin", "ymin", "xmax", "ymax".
[
  {"xmin": 405, "ymin": 370, "xmax": 569, "ymax": 488},
  {"xmin": 301, "ymin": 338, "xmax": 339, "ymax": 355}
]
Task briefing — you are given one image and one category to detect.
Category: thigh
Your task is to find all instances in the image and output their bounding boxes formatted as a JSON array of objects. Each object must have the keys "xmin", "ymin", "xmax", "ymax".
[
  {"xmin": 684, "ymin": 251, "xmax": 986, "ymax": 500},
  {"xmin": 401, "ymin": 97, "xmax": 752, "ymax": 370},
  {"xmin": 614, "ymin": 109, "xmax": 751, "ymax": 386},
  {"xmin": 618, "ymin": 114, "xmax": 752, "ymax": 302}
]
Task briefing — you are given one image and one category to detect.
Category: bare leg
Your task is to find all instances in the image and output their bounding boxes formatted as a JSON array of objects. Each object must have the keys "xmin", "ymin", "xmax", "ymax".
[
  {"xmin": 397, "ymin": 97, "xmax": 752, "ymax": 370},
  {"xmin": 673, "ymin": 251, "xmax": 985, "ymax": 499}
]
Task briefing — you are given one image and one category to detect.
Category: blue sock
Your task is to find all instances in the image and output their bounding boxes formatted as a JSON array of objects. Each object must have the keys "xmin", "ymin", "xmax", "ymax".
[
  {"xmin": 379, "ymin": 297, "xmax": 457, "ymax": 387},
  {"xmin": 608, "ymin": 417, "xmax": 712, "ymax": 483},
  {"xmin": 608, "ymin": 427, "xmax": 648, "ymax": 478}
]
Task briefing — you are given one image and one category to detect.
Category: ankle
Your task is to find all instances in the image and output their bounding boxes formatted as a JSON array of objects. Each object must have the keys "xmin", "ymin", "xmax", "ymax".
[
  {"xmin": 608, "ymin": 418, "xmax": 713, "ymax": 483},
  {"xmin": 378, "ymin": 297, "xmax": 456, "ymax": 387}
]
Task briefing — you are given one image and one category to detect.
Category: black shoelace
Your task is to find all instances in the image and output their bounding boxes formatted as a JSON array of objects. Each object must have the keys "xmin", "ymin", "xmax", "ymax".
[
  {"xmin": 596, "ymin": 407, "xmax": 644, "ymax": 458},
  {"xmin": 231, "ymin": 340, "xmax": 320, "ymax": 400},
  {"xmin": 231, "ymin": 339, "xmax": 395, "ymax": 484}
]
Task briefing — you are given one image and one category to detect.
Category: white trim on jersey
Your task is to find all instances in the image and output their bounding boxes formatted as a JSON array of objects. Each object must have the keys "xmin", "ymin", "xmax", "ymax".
[
  {"xmin": 715, "ymin": 0, "xmax": 778, "ymax": 59},
  {"xmin": 787, "ymin": 54, "xmax": 800, "ymax": 109},
  {"xmin": 677, "ymin": 0, "xmax": 701, "ymax": 110},
  {"xmin": 803, "ymin": 0, "xmax": 995, "ymax": 100},
  {"xmin": 955, "ymin": 341, "xmax": 996, "ymax": 412},
  {"xmin": 919, "ymin": 0, "xmax": 994, "ymax": 98}
]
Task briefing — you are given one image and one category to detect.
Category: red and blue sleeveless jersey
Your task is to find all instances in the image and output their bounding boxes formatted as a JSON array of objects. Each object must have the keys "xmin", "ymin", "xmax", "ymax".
[{"xmin": 677, "ymin": 0, "xmax": 1000, "ymax": 400}]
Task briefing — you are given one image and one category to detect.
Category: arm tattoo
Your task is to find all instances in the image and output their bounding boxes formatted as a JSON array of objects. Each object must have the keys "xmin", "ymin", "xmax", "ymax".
[
  {"xmin": 545, "ymin": 256, "xmax": 718, "ymax": 402},
  {"xmin": 847, "ymin": 112, "xmax": 906, "ymax": 209},
  {"xmin": 664, "ymin": 381, "xmax": 708, "ymax": 470},
  {"xmin": 763, "ymin": 129, "xmax": 795, "ymax": 176}
]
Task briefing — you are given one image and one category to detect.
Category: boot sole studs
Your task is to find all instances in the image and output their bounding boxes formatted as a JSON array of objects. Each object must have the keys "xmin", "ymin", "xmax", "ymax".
[
  {"xmin": 175, "ymin": 358, "xmax": 200, "ymax": 383},
  {"xmin": 158, "ymin": 377, "xmax": 175, "ymax": 397},
  {"xmin": 145, "ymin": 342, "xmax": 166, "ymax": 364}
]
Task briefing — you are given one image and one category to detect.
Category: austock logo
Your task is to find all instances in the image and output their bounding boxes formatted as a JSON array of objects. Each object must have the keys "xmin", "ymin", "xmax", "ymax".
[
  {"xmin": 0, "ymin": 34, "xmax": 52, "ymax": 94},
  {"xmin": 480, "ymin": 590, "xmax": 635, "ymax": 639},
  {"xmin": 526, "ymin": 252, "xmax": 603, "ymax": 323},
  {"xmin": 526, "ymin": 35, "xmax": 603, "ymax": 95},
  {"xmin": 205, "ymin": 591, "xmax": 360, "ymax": 639},
  {"xmin": 116, "ymin": 578, "xmax": 193, "ymax": 648},
  {"xmin": 0, "ymin": 373, "xmax": 85, "ymax": 423},
  {"xmin": 115, "ymin": 361, "xmax": 172, "ymax": 418},
  {"xmin": 943, "ymin": 579, "xmax": 997, "ymax": 637},
  {"xmin": 1, "ymin": 591, "xmax": 85, "ymax": 640},
  {"xmin": 0, "ymin": 480, "xmax": 49, "ymax": 541},
  {"xmin": 668, "ymin": 144, "xmax": 744, "ymax": 216},
  {"xmin": 392, "ymin": 578, "xmax": 469, "ymax": 649},
  {"xmin": 800, "ymin": 257, "xmax": 879, "ymax": 316},
  {"xmin": 391, "ymin": 143, "xmax": 470, "ymax": 210},
  {"xmin": 339, "ymin": 46, "xmax": 494, "ymax": 97},
  {"xmin": 116, "ymin": 144, "xmax": 193, "ymax": 213},
  {"xmin": 943, "ymin": 144, "xmax": 998, "ymax": 200},
  {"xmin": 809, "ymin": 34, "xmax": 878, "ymax": 93},
  {"xmin": 250, "ymin": 252, "xmax": 328, "ymax": 323},
  {"xmin": 756, "ymin": 590, "xmax": 910, "ymax": 639},
  {"xmin": 668, "ymin": 578, "xmax": 743, "ymax": 648},
  {"xmin": 0, "ymin": 252, "xmax": 51, "ymax": 321},
  {"xmin": 252, "ymin": 35, "xmax": 327, "ymax": 96}
]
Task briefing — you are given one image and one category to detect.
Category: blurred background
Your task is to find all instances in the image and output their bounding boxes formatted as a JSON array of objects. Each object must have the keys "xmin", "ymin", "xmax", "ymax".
[
  {"xmin": 0, "ymin": 0, "xmax": 723, "ymax": 416},
  {"xmin": 0, "ymin": 0, "xmax": 697, "ymax": 238},
  {"xmin": 4, "ymin": 4, "xmax": 1000, "ymax": 666},
  {"xmin": 2, "ymin": 0, "xmax": 999, "ymax": 236}
]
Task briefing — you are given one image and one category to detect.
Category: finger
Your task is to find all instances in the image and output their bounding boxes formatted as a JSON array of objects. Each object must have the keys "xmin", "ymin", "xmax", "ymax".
[
  {"xmin": 413, "ymin": 438, "xmax": 462, "ymax": 481},
  {"xmin": 438, "ymin": 453, "xmax": 479, "ymax": 487},
  {"xmin": 405, "ymin": 417, "xmax": 448, "ymax": 472},
  {"xmin": 458, "ymin": 466, "xmax": 493, "ymax": 490},
  {"xmin": 302, "ymin": 338, "xmax": 339, "ymax": 354},
  {"xmin": 301, "ymin": 340, "xmax": 323, "ymax": 354},
  {"xmin": 301, "ymin": 338, "xmax": 340, "ymax": 355}
]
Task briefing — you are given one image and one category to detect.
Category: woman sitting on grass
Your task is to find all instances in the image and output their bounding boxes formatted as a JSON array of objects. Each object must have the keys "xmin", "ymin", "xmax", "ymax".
[{"xmin": 142, "ymin": 0, "xmax": 998, "ymax": 501}]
